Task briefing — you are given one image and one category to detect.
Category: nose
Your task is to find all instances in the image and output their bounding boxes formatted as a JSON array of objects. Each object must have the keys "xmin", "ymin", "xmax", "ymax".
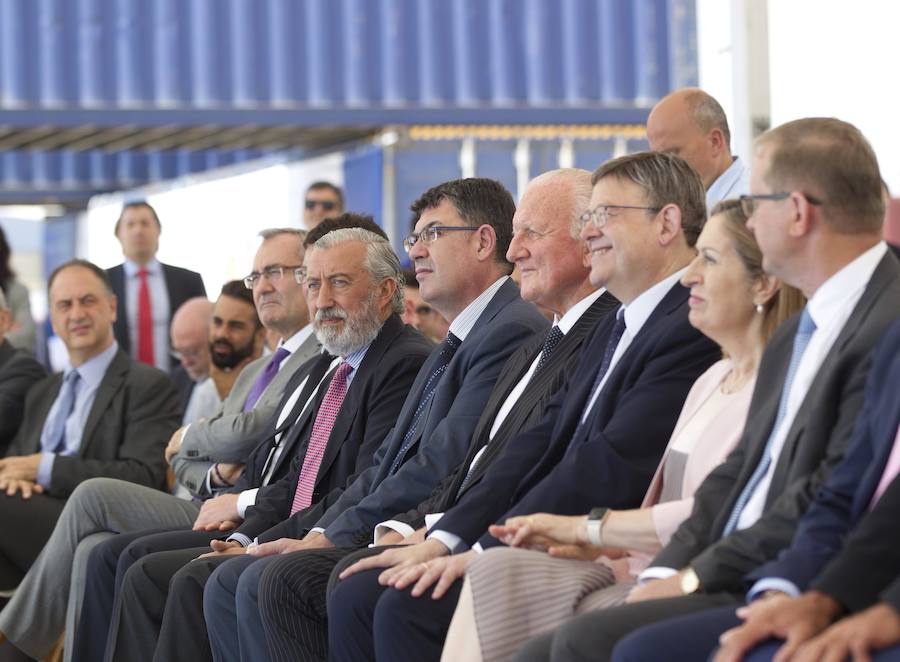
[
  {"xmin": 506, "ymin": 232, "xmax": 528, "ymax": 263},
  {"xmin": 579, "ymin": 221, "xmax": 599, "ymax": 243},
  {"xmin": 681, "ymin": 254, "xmax": 702, "ymax": 287},
  {"xmin": 408, "ymin": 237, "xmax": 428, "ymax": 261},
  {"xmin": 314, "ymin": 281, "xmax": 336, "ymax": 310}
]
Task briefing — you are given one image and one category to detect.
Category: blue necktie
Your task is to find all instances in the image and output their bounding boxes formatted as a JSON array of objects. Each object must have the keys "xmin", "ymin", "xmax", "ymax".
[
  {"xmin": 243, "ymin": 346, "xmax": 291, "ymax": 412},
  {"xmin": 533, "ymin": 325, "xmax": 564, "ymax": 378},
  {"xmin": 578, "ymin": 310, "xmax": 626, "ymax": 425},
  {"xmin": 722, "ymin": 308, "xmax": 817, "ymax": 535},
  {"xmin": 42, "ymin": 370, "xmax": 81, "ymax": 454},
  {"xmin": 388, "ymin": 332, "xmax": 461, "ymax": 474}
]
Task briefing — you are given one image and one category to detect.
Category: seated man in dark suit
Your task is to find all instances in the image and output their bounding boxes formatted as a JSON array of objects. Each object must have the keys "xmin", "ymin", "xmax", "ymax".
[
  {"xmin": 225, "ymin": 168, "xmax": 621, "ymax": 659},
  {"xmin": 498, "ymin": 118, "xmax": 900, "ymax": 662},
  {"xmin": 326, "ymin": 151, "xmax": 722, "ymax": 662},
  {"xmin": 610, "ymin": 314, "xmax": 900, "ymax": 662},
  {"xmin": 0, "ymin": 288, "xmax": 45, "ymax": 455},
  {"xmin": 105, "ymin": 178, "xmax": 548, "ymax": 662},
  {"xmin": 107, "ymin": 201, "xmax": 206, "ymax": 372},
  {"xmin": 0, "ymin": 259, "xmax": 182, "ymax": 592}
]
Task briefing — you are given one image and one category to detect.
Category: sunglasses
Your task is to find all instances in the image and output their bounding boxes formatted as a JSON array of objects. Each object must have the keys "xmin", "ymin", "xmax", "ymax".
[{"xmin": 305, "ymin": 200, "xmax": 338, "ymax": 211}]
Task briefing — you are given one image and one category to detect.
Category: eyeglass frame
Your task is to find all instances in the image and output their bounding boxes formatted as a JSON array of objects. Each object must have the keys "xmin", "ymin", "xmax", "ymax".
[
  {"xmin": 243, "ymin": 264, "xmax": 305, "ymax": 289},
  {"xmin": 402, "ymin": 225, "xmax": 480, "ymax": 254},
  {"xmin": 738, "ymin": 192, "xmax": 823, "ymax": 218},
  {"xmin": 304, "ymin": 199, "xmax": 338, "ymax": 211},
  {"xmin": 577, "ymin": 204, "xmax": 662, "ymax": 231}
]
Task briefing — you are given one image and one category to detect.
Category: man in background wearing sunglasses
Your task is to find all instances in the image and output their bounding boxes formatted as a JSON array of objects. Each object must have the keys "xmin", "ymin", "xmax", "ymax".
[{"xmin": 303, "ymin": 182, "xmax": 345, "ymax": 230}]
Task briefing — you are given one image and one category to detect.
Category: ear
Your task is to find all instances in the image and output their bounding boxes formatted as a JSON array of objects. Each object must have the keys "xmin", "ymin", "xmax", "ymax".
[
  {"xmin": 378, "ymin": 277, "xmax": 398, "ymax": 311},
  {"xmin": 787, "ymin": 193, "xmax": 815, "ymax": 238},
  {"xmin": 580, "ymin": 239, "xmax": 591, "ymax": 268},
  {"xmin": 108, "ymin": 293, "xmax": 118, "ymax": 323},
  {"xmin": 752, "ymin": 273, "xmax": 781, "ymax": 308},
  {"xmin": 474, "ymin": 224, "xmax": 498, "ymax": 262},
  {"xmin": 657, "ymin": 204, "xmax": 684, "ymax": 247},
  {"xmin": 707, "ymin": 128, "xmax": 727, "ymax": 158}
]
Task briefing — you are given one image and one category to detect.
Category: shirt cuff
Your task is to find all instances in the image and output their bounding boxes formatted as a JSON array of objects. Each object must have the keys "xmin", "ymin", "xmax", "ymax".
[
  {"xmin": 37, "ymin": 452, "xmax": 55, "ymax": 489},
  {"xmin": 225, "ymin": 533, "xmax": 253, "ymax": 548},
  {"xmin": 374, "ymin": 520, "xmax": 415, "ymax": 545},
  {"xmin": 424, "ymin": 512, "xmax": 445, "ymax": 531},
  {"xmin": 236, "ymin": 489, "xmax": 259, "ymax": 519},
  {"xmin": 637, "ymin": 566, "xmax": 679, "ymax": 585},
  {"xmin": 310, "ymin": 527, "xmax": 325, "ymax": 535},
  {"xmin": 747, "ymin": 578, "xmax": 801, "ymax": 602},
  {"xmin": 427, "ymin": 530, "xmax": 465, "ymax": 555}
]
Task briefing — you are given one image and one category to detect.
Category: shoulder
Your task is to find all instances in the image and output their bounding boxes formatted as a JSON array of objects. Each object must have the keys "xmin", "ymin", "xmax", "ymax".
[
  {"xmin": 2, "ymin": 348, "xmax": 46, "ymax": 382},
  {"xmin": 160, "ymin": 263, "xmax": 204, "ymax": 283}
]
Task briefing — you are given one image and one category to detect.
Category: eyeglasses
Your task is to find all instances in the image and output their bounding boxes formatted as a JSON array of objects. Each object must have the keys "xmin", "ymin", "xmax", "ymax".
[
  {"xmin": 305, "ymin": 199, "xmax": 338, "ymax": 211},
  {"xmin": 415, "ymin": 305, "xmax": 433, "ymax": 316},
  {"xmin": 739, "ymin": 192, "xmax": 823, "ymax": 218},
  {"xmin": 170, "ymin": 348, "xmax": 204, "ymax": 362},
  {"xmin": 578, "ymin": 204, "xmax": 661, "ymax": 230},
  {"xmin": 243, "ymin": 264, "xmax": 305, "ymax": 289},
  {"xmin": 402, "ymin": 225, "xmax": 479, "ymax": 254}
]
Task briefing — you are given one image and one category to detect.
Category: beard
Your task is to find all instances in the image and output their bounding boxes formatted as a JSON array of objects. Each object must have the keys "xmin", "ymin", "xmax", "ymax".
[
  {"xmin": 314, "ymin": 292, "xmax": 384, "ymax": 357},
  {"xmin": 210, "ymin": 336, "xmax": 256, "ymax": 370}
]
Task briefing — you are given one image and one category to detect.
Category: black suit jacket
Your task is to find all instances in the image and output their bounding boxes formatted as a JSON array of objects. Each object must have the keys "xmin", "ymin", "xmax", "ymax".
[
  {"xmin": 653, "ymin": 251, "xmax": 900, "ymax": 592},
  {"xmin": 107, "ymin": 262, "xmax": 206, "ymax": 368},
  {"xmin": 236, "ymin": 315, "xmax": 434, "ymax": 541},
  {"xmin": 741, "ymin": 315, "xmax": 900, "ymax": 607},
  {"xmin": 435, "ymin": 281, "xmax": 720, "ymax": 549},
  {"xmin": 392, "ymin": 291, "xmax": 620, "ymax": 530},
  {"xmin": 7, "ymin": 348, "xmax": 182, "ymax": 497},
  {"xmin": 0, "ymin": 338, "xmax": 47, "ymax": 455}
]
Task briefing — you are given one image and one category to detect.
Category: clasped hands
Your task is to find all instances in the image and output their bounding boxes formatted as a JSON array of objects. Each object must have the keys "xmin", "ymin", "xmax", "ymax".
[
  {"xmin": 197, "ymin": 531, "xmax": 335, "ymax": 559},
  {"xmin": 0, "ymin": 454, "xmax": 42, "ymax": 498}
]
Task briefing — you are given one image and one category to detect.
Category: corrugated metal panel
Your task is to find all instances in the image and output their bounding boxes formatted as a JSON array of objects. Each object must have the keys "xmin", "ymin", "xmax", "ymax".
[{"xmin": 0, "ymin": 0, "xmax": 696, "ymax": 204}]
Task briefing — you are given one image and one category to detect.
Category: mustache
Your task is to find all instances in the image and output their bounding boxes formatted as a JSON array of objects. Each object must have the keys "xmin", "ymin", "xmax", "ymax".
[
  {"xmin": 211, "ymin": 339, "xmax": 235, "ymax": 353},
  {"xmin": 315, "ymin": 306, "xmax": 348, "ymax": 323}
]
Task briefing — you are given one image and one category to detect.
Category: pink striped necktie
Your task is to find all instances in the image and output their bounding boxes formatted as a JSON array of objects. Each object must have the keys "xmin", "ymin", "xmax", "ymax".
[
  {"xmin": 869, "ymin": 423, "xmax": 900, "ymax": 509},
  {"xmin": 290, "ymin": 362, "xmax": 354, "ymax": 515}
]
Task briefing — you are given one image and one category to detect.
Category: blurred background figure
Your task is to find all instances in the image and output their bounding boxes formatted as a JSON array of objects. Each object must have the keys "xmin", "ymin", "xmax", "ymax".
[
  {"xmin": 0, "ymin": 226, "xmax": 36, "ymax": 354},
  {"xmin": 400, "ymin": 267, "xmax": 449, "ymax": 343},
  {"xmin": 107, "ymin": 201, "xmax": 207, "ymax": 373},
  {"xmin": 302, "ymin": 182, "xmax": 345, "ymax": 230},
  {"xmin": 169, "ymin": 297, "xmax": 215, "ymax": 416}
]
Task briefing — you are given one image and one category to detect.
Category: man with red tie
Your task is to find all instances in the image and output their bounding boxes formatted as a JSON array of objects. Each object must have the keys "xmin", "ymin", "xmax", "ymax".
[{"xmin": 107, "ymin": 201, "xmax": 207, "ymax": 372}]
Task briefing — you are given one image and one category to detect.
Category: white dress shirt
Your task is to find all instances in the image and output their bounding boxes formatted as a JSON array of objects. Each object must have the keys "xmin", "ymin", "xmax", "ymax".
[{"xmin": 706, "ymin": 157, "xmax": 751, "ymax": 210}]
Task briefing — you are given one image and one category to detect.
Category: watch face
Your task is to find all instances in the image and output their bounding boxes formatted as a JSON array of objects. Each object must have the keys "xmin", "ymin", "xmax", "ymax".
[{"xmin": 681, "ymin": 569, "xmax": 700, "ymax": 594}]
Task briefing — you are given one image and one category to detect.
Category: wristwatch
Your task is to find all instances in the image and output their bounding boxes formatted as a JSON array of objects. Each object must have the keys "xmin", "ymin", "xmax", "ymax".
[
  {"xmin": 584, "ymin": 507, "xmax": 609, "ymax": 546},
  {"xmin": 680, "ymin": 567, "xmax": 701, "ymax": 594}
]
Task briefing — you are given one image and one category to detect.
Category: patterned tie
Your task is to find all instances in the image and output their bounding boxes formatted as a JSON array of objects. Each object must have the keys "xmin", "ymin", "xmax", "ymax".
[
  {"xmin": 578, "ymin": 310, "xmax": 626, "ymax": 424},
  {"xmin": 533, "ymin": 325, "xmax": 564, "ymax": 377},
  {"xmin": 42, "ymin": 370, "xmax": 81, "ymax": 454},
  {"xmin": 137, "ymin": 267, "xmax": 155, "ymax": 366},
  {"xmin": 290, "ymin": 362, "xmax": 353, "ymax": 514},
  {"xmin": 869, "ymin": 424, "xmax": 900, "ymax": 509},
  {"xmin": 387, "ymin": 332, "xmax": 462, "ymax": 475},
  {"xmin": 242, "ymin": 346, "xmax": 291, "ymax": 412},
  {"xmin": 722, "ymin": 308, "xmax": 817, "ymax": 535}
]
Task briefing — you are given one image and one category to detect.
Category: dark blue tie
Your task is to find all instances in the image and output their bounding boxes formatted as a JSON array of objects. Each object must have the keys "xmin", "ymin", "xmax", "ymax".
[
  {"xmin": 388, "ymin": 332, "xmax": 461, "ymax": 474},
  {"xmin": 578, "ymin": 310, "xmax": 626, "ymax": 424},
  {"xmin": 533, "ymin": 325, "xmax": 564, "ymax": 378},
  {"xmin": 722, "ymin": 307, "xmax": 817, "ymax": 535},
  {"xmin": 42, "ymin": 370, "xmax": 81, "ymax": 454}
]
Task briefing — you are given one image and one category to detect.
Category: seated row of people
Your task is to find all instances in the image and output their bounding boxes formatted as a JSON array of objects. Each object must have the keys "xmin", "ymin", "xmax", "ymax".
[{"xmin": 1, "ymin": 106, "xmax": 899, "ymax": 662}]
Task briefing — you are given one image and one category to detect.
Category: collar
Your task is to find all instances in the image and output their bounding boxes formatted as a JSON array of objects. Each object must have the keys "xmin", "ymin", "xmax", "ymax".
[
  {"xmin": 342, "ymin": 339, "xmax": 373, "ymax": 372},
  {"xmin": 556, "ymin": 288, "xmax": 607, "ymax": 335},
  {"xmin": 68, "ymin": 340, "xmax": 119, "ymax": 388},
  {"xmin": 448, "ymin": 276, "xmax": 509, "ymax": 342},
  {"xmin": 706, "ymin": 157, "xmax": 750, "ymax": 209},
  {"xmin": 124, "ymin": 258, "xmax": 162, "ymax": 278},
  {"xmin": 621, "ymin": 268, "xmax": 687, "ymax": 338},
  {"xmin": 279, "ymin": 323, "xmax": 315, "ymax": 354},
  {"xmin": 807, "ymin": 242, "xmax": 887, "ymax": 330}
]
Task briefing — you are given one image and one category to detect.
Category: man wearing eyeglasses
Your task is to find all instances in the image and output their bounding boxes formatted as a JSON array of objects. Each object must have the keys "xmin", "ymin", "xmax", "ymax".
[{"xmin": 303, "ymin": 182, "xmax": 345, "ymax": 230}]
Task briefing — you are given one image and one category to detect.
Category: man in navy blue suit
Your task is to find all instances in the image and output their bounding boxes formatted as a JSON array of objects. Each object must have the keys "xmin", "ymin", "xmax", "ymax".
[
  {"xmin": 610, "ymin": 315, "xmax": 900, "ymax": 662},
  {"xmin": 325, "ymin": 151, "xmax": 722, "ymax": 662}
]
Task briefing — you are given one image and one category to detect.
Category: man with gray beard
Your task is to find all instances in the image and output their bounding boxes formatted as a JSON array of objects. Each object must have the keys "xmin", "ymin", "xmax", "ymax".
[{"xmin": 83, "ymin": 221, "xmax": 435, "ymax": 662}]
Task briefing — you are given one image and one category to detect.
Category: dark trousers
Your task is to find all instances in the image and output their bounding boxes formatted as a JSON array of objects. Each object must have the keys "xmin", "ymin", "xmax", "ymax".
[
  {"xmin": 610, "ymin": 604, "xmax": 742, "ymax": 661},
  {"xmin": 71, "ymin": 527, "xmax": 214, "ymax": 662},
  {"xmin": 328, "ymin": 562, "xmax": 462, "ymax": 662},
  {"xmin": 512, "ymin": 592, "xmax": 741, "ymax": 662},
  {"xmin": 0, "ymin": 493, "xmax": 65, "ymax": 588}
]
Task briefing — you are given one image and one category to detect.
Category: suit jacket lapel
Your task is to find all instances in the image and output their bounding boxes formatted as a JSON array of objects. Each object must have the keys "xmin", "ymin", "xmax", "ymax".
[{"xmin": 78, "ymin": 349, "xmax": 129, "ymax": 457}]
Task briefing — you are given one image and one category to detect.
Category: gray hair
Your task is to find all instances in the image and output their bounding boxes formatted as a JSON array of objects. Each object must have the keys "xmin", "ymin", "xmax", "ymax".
[
  {"xmin": 258, "ymin": 228, "xmax": 308, "ymax": 260},
  {"xmin": 313, "ymin": 228, "xmax": 405, "ymax": 314},
  {"xmin": 682, "ymin": 88, "xmax": 732, "ymax": 149},
  {"xmin": 526, "ymin": 168, "xmax": 593, "ymax": 238}
]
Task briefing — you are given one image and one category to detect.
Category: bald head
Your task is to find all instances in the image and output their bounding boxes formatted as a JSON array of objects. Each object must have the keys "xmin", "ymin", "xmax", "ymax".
[
  {"xmin": 646, "ymin": 87, "xmax": 733, "ymax": 189},
  {"xmin": 171, "ymin": 297, "xmax": 214, "ymax": 381}
]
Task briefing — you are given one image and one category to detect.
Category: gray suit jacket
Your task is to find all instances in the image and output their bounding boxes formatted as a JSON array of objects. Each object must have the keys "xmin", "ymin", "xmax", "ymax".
[
  {"xmin": 653, "ymin": 251, "xmax": 900, "ymax": 592},
  {"xmin": 313, "ymin": 278, "xmax": 550, "ymax": 547},
  {"xmin": 7, "ymin": 347, "xmax": 182, "ymax": 497},
  {"xmin": 172, "ymin": 329, "xmax": 320, "ymax": 495},
  {"xmin": 0, "ymin": 338, "xmax": 46, "ymax": 454}
]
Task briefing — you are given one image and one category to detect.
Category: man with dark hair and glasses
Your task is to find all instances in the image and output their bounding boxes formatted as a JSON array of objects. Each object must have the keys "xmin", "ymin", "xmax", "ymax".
[{"xmin": 303, "ymin": 182, "xmax": 345, "ymax": 230}]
